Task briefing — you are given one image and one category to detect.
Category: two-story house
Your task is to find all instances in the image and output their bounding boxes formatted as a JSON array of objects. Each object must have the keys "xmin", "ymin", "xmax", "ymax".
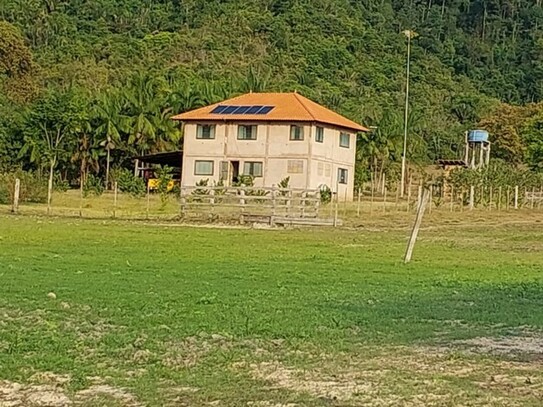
[{"xmin": 172, "ymin": 92, "xmax": 368, "ymax": 200}]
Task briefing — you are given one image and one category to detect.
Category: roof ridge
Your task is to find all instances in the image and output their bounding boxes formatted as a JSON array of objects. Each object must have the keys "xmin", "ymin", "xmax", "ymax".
[{"xmin": 292, "ymin": 93, "xmax": 317, "ymax": 122}]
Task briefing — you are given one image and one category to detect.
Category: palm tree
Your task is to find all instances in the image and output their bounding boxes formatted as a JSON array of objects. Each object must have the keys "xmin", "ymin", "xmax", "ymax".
[
  {"xmin": 71, "ymin": 130, "xmax": 101, "ymax": 198},
  {"xmin": 167, "ymin": 82, "xmax": 205, "ymax": 114},
  {"xmin": 94, "ymin": 92, "xmax": 127, "ymax": 189},
  {"xmin": 123, "ymin": 73, "xmax": 163, "ymax": 154}
]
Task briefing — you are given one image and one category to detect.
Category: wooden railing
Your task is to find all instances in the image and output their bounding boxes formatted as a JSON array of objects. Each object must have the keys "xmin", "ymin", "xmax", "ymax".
[{"xmin": 180, "ymin": 185, "xmax": 321, "ymax": 218}]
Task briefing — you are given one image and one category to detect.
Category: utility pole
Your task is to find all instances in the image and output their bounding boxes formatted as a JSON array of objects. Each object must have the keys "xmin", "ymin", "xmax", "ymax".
[{"xmin": 401, "ymin": 30, "xmax": 417, "ymax": 198}]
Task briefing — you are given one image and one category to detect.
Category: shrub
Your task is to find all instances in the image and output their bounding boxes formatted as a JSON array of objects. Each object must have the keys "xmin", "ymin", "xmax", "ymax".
[
  {"xmin": 111, "ymin": 168, "xmax": 146, "ymax": 197},
  {"xmin": 155, "ymin": 165, "xmax": 175, "ymax": 203},
  {"xmin": 319, "ymin": 184, "xmax": 332, "ymax": 204},
  {"xmin": 84, "ymin": 173, "xmax": 104, "ymax": 197},
  {"xmin": 53, "ymin": 174, "xmax": 70, "ymax": 192},
  {"xmin": 0, "ymin": 171, "xmax": 47, "ymax": 204}
]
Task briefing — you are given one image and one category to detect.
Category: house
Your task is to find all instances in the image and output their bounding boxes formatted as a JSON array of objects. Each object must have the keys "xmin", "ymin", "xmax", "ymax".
[{"xmin": 171, "ymin": 92, "xmax": 368, "ymax": 200}]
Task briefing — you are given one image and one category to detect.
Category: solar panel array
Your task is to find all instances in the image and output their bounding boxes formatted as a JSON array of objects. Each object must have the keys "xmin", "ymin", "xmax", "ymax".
[{"xmin": 210, "ymin": 105, "xmax": 275, "ymax": 115}]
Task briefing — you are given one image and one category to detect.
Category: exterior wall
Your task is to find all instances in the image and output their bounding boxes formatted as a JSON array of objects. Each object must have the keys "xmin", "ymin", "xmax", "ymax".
[{"xmin": 181, "ymin": 121, "xmax": 357, "ymax": 200}]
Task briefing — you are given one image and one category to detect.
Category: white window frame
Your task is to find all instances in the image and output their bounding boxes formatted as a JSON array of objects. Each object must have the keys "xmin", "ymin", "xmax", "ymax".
[
  {"xmin": 315, "ymin": 126, "xmax": 324, "ymax": 143},
  {"xmin": 287, "ymin": 160, "xmax": 304, "ymax": 174},
  {"xmin": 338, "ymin": 168, "xmax": 348, "ymax": 184},
  {"xmin": 339, "ymin": 132, "xmax": 350, "ymax": 148},
  {"xmin": 290, "ymin": 125, "xmax": 304, "ymax": 141},
  {"xmin": 196, "ymin": 124, "xmax": 216, "ymax": 139},
  {"xmin": 243, "ymin": 161, "xmax": 263, "ymax": 177},
  {"xmin": 194, "ymin": 160, "xmax": 214, "ymax": 175},
  {"xmin": 237, "ymin": 125, "xmax": 257, "ymax": 140}
]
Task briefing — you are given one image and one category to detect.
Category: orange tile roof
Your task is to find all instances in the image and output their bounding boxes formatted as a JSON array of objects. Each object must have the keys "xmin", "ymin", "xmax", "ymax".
[{"xmin": 171, "ymin": 92, "xmax": 368, "ymax": 132}]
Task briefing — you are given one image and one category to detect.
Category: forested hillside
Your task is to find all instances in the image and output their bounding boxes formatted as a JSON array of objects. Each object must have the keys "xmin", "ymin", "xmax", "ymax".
[{"xmin": 1, "ymin": 0, "xmax": 542, "ymax": 187}]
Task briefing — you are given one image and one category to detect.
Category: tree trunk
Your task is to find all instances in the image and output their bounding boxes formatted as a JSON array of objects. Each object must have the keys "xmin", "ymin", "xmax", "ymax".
[
  {"xmin": 106, "ymin": 147, "xmax": 111, "ymax": 190},
  {"xmin": 47, "ymin": 157, "xmax": 55, "ymax": 216}
]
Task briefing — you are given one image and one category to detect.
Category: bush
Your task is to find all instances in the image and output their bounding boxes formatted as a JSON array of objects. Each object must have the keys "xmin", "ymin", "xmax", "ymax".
[
  {"xmin": 84, "ymin": 173, "xmax": 104, "ymax": 197},
  {"xmin": 0, "ymin": 171, "xmax": 47, "ymax": 204},
  {"xmin": 53, "ymin": 174, "xmax": 70, "ymax": 192},
  {"xmin": 319, "ymin": 184, "xmax": 332, "ymax": 204},
  {"xmin": 111, "ymin": 168, "xmax": 146, "ymax": 197}
]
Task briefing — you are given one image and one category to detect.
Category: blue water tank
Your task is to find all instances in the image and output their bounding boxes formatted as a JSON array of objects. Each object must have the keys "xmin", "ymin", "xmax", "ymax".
[{"xmin": 468, "ymin": 130, "xmax": 489, "ymax": 143}]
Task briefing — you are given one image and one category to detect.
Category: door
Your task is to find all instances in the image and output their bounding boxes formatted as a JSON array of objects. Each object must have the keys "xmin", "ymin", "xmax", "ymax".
[{"xmin": 231, "ymin": 161, "xmax": 240, "ymax": 184}]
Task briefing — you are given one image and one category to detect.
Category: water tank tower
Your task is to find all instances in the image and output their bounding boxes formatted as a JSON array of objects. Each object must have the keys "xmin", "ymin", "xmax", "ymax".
[{"xmin": 464, "ymin": 130, "xmax": 490, "ymax": 169}]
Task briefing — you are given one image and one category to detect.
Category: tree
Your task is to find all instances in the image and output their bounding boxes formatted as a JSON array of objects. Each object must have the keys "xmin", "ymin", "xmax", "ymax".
[
  {"xmin": 20, "ymin": 89, "xmax": 86, "ymax": 214},
  {"xmin": 478, "ymin": 103, "xmax": 538, "ymax": 164},
  {"xmin": 0, "ymin": 21, "xmax": 36, "ymax": 102},
  {"xmin": 522, "ymin": 107, "xmax": 543, "ymax": 171},
  {"xmin": 94, "ymin": 92, "xmax": 128, "ymax": 189}
]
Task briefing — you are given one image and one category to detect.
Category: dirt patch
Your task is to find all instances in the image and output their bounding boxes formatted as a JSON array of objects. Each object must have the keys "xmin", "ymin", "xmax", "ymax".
[
  {"xmin": 162, "ymin": 334, "xmax": 233, "ymax": 369},
  {"xmin": 0, "ymin": 379, "xmax": 140, "ymax": 407},
  {"xmin": 0, "ymin": 381, "xmax": 71, "ymax": 407},
  {"xmin": 75, "ymin": 385, "xmax": 141, "ymax": 406},
  {"xmin": 236, "ymin": 344, "xmax": 543, "ymax": 406},
  {"xmin": 458, "ymin": 335, "xmax": 543, "ymax": 356},
  {"xmin": 245, "ymin": 361, "xmax": 373, "ymax": 402}
]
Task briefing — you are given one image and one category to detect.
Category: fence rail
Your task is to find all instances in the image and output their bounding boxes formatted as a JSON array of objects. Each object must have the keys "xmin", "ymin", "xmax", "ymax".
[{"xmin": 2, "ymin": 178, "xmax": 542, "ymax": 226}]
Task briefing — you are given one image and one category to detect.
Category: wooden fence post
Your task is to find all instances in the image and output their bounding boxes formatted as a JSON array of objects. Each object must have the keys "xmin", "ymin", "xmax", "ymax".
[
  {"xmin": 370, "ymin": 183, "xmax": 374, "ymax": 215},
  {"xmin": 180, "ymin": 185, "xmax": 187, "ymax": 218},
  {"xmin": 514, "ymin": 185, "xmax": 519, "ymax": 210},
  {"xmin": 450, "ymin": 185, "xmax": 454, "ymax": 212},
  {"xmin": 428, "ymin": 185, "xmax": 433, "ymax": 214},
  {"xmin": 357, "ymin": 188, "xmax": 361, "ymax": 217},
  {"xmin": 383, "ymin": 186, "xmax": 387, "ymax": 213},
  {"xmin": 531, "ymin": 187, "xmax": 535, "ymax": 209},
  {"xmin": 301, "ymin": 191, "xmax": 306, "ymax": 218},
  {"xmin": 314, "ymin": 189, "xmax": 320, "ymax": 219},
  {"xmin": 11, "ymin": 178, "xmax": 20, "ymax": 214},
  {"xmin": 469, "ymin": 185, "xmax": 475, "ymax": 210},
  {"xmin": 489, "ymin": 186, "xmax": 493, "ymax": 211},
  {"xmin": 343, "ymin": 189, "xmax": 348, "ymax": 217},
  {"xmin": 506, "ymin": 187, "xmax": 510, "ymax": 211},
  {"xmin": 112, "ymin": 182, "xmax": 118, "ymax": 218},
  {"xmin": 395, "ymin": 182, "xmax": 400, "ymax": 212},
  {"xmin": 498, "ymin": 186, "xmax": 502, "ymax": 211},
  {"xmin": 404, "ymin": 188, "xmax": 430, "ymax": 264},
  {"xmin": 272, "ymin": 185, "xmax": 277, "ymax": 216},
  {"xmin": 146, "ymin": 183, "xmax": 150, "ymax": 219},
  {"xmin": 406, "ymin": 179, "xmax": 412, "ymax": 212},
  {"xmin": 333, "ymin": 191, "xmax": 339, "ymax": 227},
  {"xmin": 209, "ymin": 187, "xmax": 215, "ymax": 218},
  {"xmin": 239, "ymin": 188, "xmax": 246, "ymax": 224}
]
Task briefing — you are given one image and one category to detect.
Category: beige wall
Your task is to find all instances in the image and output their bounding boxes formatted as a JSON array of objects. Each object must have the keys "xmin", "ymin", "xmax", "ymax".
[{"xmin": 181, "ymin": 121, "xmax": 357, "ymax": 200}]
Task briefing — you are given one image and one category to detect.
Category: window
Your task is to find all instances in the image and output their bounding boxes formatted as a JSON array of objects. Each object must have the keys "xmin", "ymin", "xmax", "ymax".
[
  {"xmin": 238, "ymin": 125, "xmax": 257, "ymax": 140},
  {"xmin": 340, "ymin": 132, "xmax": 350, "ymax": 148},
  {"xmin": 290, "ymin": 125, "xmax": 304, "ymax": 141},
  {"xmin": 317, "ymin": 162, "xmax": 324, "ymax": 176},
  {"xmin": 194, "ymin": 160, "xmax": 214, "ymax": 175},
  {"xmin": 338, "ymin": 168, "xmax": 348, "ymax": 184},
  {"xmin": 339, "ymin": 132, "xmax": 351, "ymax": 148},
  {"xmin": 315, "ymin": 127, "xmax": 324, "ymax": 143},
  {"xmin": 287, "ymin": 160, "xmax": 304, "ymax": 174},
  {"xmin": 196, "ymin": 124, "xmax": 216, "ymax": 139},
  {"xmin": 243, "ymin": 161, "xmax": 263, "ymax": 177}
]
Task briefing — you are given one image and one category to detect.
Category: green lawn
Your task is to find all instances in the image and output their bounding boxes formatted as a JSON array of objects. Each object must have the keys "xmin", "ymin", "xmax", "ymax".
[{"xmin": 0, "ymin": 215, "xmax": 542, "ymax": 406}]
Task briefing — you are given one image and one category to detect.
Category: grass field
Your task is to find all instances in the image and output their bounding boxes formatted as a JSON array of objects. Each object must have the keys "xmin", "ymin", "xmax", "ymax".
[{"xmin": 1, "ymin": 214, "xmax": 542, "ymax": 406}]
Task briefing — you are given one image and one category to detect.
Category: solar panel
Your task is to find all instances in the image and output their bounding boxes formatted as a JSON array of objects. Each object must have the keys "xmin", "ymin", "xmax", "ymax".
[
  {"xmin": 223, "ymin": 106, "xmax": 239, "ymax": 114},
  {"xmin": 246, "ymin": 105, "xmax": 264, "ymax": 114},
  {"xmin": 231, "ymin": 106, "xmax": 252, "ymax": 114},
  {"xmin": 256, "ymin": 106, "xmax": 274, "ymax": 114},
  {"xmin": 210, "ymin": 105, "xmax": 275, "ymax": 115},
  {"xmin": 210, "ymin": 105, "xmax": 228, "ymax": 114}
]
